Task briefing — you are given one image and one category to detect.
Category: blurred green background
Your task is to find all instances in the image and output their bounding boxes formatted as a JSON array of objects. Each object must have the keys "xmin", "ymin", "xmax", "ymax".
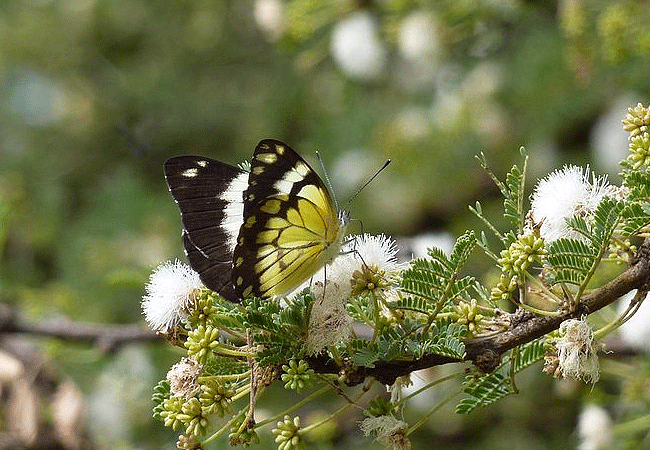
[{"xmin": 1, "ymin": 0, "xmax": 650, "ymax": 448}]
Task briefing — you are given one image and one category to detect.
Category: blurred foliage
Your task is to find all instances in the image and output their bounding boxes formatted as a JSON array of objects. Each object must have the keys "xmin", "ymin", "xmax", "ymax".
[{"xmin": 1, "ymin": 0, "xmax": 650, "ymax": 448}]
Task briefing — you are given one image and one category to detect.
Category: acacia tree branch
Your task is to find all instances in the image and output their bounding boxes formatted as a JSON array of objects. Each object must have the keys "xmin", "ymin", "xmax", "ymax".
[
  {"xmin": 2, "ymin": 240, "xmax": 648, "ymax": 384},
  {"xmin": 307, "ymin": 238, "xmax": 650, "ymax": 385},
  {"xmin": 0, "ymin": 303, "xmax": 159, "ymax": 352}
]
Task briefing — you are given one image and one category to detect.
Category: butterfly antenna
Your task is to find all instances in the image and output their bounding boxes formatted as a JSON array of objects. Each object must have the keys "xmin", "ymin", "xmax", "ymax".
[
  {"xmin": 316, "ymin": 151, "xmax": 340, "ymax": 211},
  {"xmin": 342, "ymin": 159, "xmax": 391, "ymax": 211}
]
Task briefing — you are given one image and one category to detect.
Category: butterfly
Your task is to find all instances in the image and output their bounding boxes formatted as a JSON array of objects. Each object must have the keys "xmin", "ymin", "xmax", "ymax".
[{"xmin": 164, "ymin": 139, "xmax": 348, "ymax": 302}]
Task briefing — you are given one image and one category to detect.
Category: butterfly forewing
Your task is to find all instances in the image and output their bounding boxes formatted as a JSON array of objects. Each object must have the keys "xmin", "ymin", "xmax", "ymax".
[
  {"xmin": 232, "ymin": 139, "xmax": 345, "ymax": 299},
  {"xmin": 164, "ymin": 156, "xmax": 247, "ymax": 302}
]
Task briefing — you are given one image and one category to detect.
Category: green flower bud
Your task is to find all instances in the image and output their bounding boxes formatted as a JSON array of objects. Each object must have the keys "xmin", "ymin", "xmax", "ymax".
[
  {"xmin": 199, "ymin": 379, "xmax": 234, "ymax": 416},
  {"xmin": 272, "ymin": 415, "xmax": 304, "ymax": 450},
  {"xmin": 185, "ymin": 325, "xmax": 221, "ymax": 364},
  {"xmin": 281, "ymin": 360, "xmax": 314, "ymax": 393}
]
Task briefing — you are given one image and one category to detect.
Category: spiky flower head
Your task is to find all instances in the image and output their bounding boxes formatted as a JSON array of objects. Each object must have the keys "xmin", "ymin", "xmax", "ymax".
[
  {"xmin": 530, "ymin": 166, "xmax": 610, "ymax": 243},
  {"xmin": 142, "ymin": 260, "xmax": 202, "ymax": 332},
  {"xmin": 167, "ymin": 357, "xmax": 203, "ymax": 399},
  {"xmin": 177, "ymin": 433, "xmax": 203, "ymax": 450},
  {"xmin": 555, "ymin": 318, "xmax": 600, "ymax": 384},
  {"xmin": 622, "ymin": 102, "xmax": 650, "ymax": 138},
  {"xmin": 181, "ymin": 397, "xmax": 209, "ymax": 436},
  {"xmin": 490, "ymin": 273, "xmax": 519, "ymax": 303},
  {"xmin": 185, "ymin": 325, "xmax": 221, "ymax": 364},
  {"xmin": 455, "ymin": 298, "xmax": 485, "ymax": 337},
  {"xmin": 347, "ymin": 233, "xmax": 406, "ymax": 297}
]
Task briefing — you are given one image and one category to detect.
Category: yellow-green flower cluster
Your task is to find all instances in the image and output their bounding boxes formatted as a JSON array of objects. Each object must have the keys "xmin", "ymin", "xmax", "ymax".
[
  {"xmin": 622, "ymin": 103, "xmax": 650, "ymax": 138},
  {"xmin": 490, "ymin": 274, "xmax": 519, "ymax": 303},
  {"xmin": 272, "ymin": 415, "xmax": 304, "ymax": 450},
  {"xmin": 281, "ymin": 359, "xmax": 314, "ymax": 392},
  {"xmin": 627, "ymin": 133, "xmax": 650, "ymax": 169},
  {"xmin": 491, "ymin": 232, "xmax": 545, "ymax": 304},
  {"xmin": 351, "ymin": 262, "xmax": 392, "ymax": 297},
  {"xmin": 176, "ymin": 433, "xmax": 202, "ymax": 450},
  {"xmin": 497, "ymin": 232, "xmax": 546, "ymax": 276},
  {"xmin": 160, "ymin": 396, "xmax": 209, "ymax": 436},
  {"xmin": 186, "ymin": 290, "xmax": 218, "ymax": 328},
  {"xmin": 455, "ymin": 299, "xmax": 485, "ymax": 337},
  {"xmin": 185, "ymin": 325, "xmax": 221, "ymax": 364},
  {"xmin": 228, "ymin": 411, "xmax": 260, "ymax": 446},
  {"xmin": 199, "ymin": 379, "xmax": 234, "ymax": 417},
  {"xmin": 623, "ymin": 103, "xmax": 650, "ymax": 169}
]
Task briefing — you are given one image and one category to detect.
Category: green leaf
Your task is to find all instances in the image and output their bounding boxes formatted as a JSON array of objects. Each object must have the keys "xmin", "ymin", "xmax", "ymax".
[
  {"xmin": 503, "ymin": 158, "xmax": 528, "ymax": 232},
  {"xmin": 620, "ymin": 202, "xmax": 650, "ymax": 237},
  {"xmin": 401, "ymin": 231, "xmax": 476, "ymax": 302},
  {"xmin": 456, "ymin": 340, "xmax": 545, "ymax": 414},
  {"xmin": 545, "ymin": 238, "xmax": 597, "ymax": 286},
  {"xmin": 389, "ymin": 296, "xmax": 435, "ymax": 315}
]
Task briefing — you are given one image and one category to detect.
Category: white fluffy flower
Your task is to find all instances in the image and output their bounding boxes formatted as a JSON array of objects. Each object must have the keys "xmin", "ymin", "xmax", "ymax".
[
  {"xmin": 142, "ymin": 260, "xmax": 203, "ymax": 332},
  {"xmin": 346, "ymin": 233, "xmax": 406, "ymax": 274},
  {"xmin": 555, "ymin": 318, "xmax": 600, "ymax": 384},
  {"xmin": 305, "ymin": 280, "xmax": 353, "ymax": 354},
  {"xmin": 359, "ymin": 415, "xmax": 411, "ymax": 450},
  {"xmin": 331, "ymin": 11, "xmax": 387, "ymax": 80},
  {"xmin": 166, "ymin": 357, "xmax": 203, "ymax": 399},
  {"xmin": 577, "ymin": 404, "xmax": 612, "ymax": 450},
  {"xmin": 530, "ymin": 166, "xmax": 610, "ymax": 242}
]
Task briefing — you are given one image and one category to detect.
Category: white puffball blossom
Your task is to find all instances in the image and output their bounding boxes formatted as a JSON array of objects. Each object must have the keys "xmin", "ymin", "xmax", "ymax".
[
  {"xmin": 331, "ymin": 11, "xmax": 387, "ymax": 80},
  {"xmin": 346, "ymin": 233, "xmax": 407, "ymax": 275},
  {"xmin": 305, "ymin": 279, "xmax": 353, "ymax": 354},
  {"xmin": 555, "ymin": 318, "xmax": 600, "ymax": 384},
  {"xmin": 577, "ymin": 404, "xmax": 612, "ymax": 450},
  {"xmin": 302, "ymin": 234, "xmax": 404, "ymax": 353},
  {"xmin": 166, "ymin": 357, "xmax": 203, "ymax": 399},
  {"xmin": 142, "ymin": 260, "xmax": 203, "ymax": 332},
  {"xmin": 530, "ymin": 165, "xmax": 610, "ymax": 242},
  {"xmin": 359, "ymin": 415, "xmax": 411, "ymax": 450}
]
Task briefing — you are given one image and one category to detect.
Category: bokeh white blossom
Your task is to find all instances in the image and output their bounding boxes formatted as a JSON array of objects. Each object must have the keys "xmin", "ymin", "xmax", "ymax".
[
  {"xmin": 331, "ymin": 11, "xmax": 386, "ymax": 80},
  {"xmin": 577, "ymin": 404, "xmax": 612, "ymax": 450}
]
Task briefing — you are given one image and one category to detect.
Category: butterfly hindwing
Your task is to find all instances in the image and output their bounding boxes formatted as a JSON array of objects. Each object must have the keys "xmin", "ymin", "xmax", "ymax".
[
  {"xmin": 164, "ymin": 156, "xmax": 247, "ymax": 302},
  {"xmin": 232, "ymin": 139, "xmax": 345, "ymax": 299}
]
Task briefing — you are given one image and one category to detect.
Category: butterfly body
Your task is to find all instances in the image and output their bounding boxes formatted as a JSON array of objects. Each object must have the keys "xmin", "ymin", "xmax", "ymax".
[{"xmin": 164, "ymin": 139, "xmax": 347, "ymax": 302}]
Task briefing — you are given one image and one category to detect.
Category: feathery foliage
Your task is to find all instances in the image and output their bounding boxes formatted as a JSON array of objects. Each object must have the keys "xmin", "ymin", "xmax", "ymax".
[
  {"xmin": 456, "ymin": 340, "xmax": 546, "ymax": 414},
  {"xmin": 400, "ymin": 231, "xmax": 476, "ymax": 319}
]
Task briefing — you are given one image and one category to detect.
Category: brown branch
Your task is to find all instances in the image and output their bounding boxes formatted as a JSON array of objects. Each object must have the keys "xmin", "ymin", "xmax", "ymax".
[
  {"xmin": 3, "ymin": 239, "xmax": 649, "ymax": 385},
  {"xmin": 308, "ymin": 238, "xmax": 650, "ymax": 385},
  {"xmin": 0, "ymin": 303, "xmax": 159, "ymax": 352}
]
